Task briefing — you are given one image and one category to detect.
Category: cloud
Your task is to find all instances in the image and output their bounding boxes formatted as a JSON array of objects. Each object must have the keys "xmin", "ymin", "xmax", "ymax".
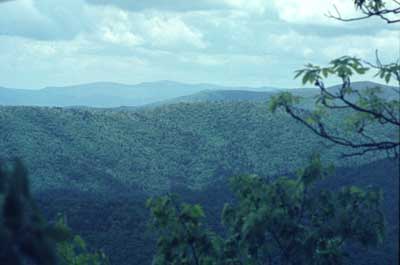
[
  {"xmin": 272, "ymin": 0, "xmax": 358, "ymax": 24},
  {"xmin": 94, "ymin": 9, "xmax": 144, "ymax": 47},
  {"xmin": 85, "ymin": 0, "xmax": 228, "ymax": 12},
  {"xmin": 0, "ymin": 0, "xmax": 50, "ymax": 39},
  {"xmin": 0, "ymin": 0, "xmax": 395, "ymax": 89},
  {"xmin": 320, "ymin": 29, "xmax": 400, "ymax": 60},
  {"xmin": 143, "ymin": 15, "xmax": 207, "ymax": 49},
  {"xmin": 0, "ymin": 0, "xmax": 90, "ymax": 40},
  {"xmin": 85, "ymin": 0, "xmax": 269, "ymax": 15},
  {"xmin": 223, "ymin": 0, "xmax": 268, "ymax": 14},
  {"xmin": 88, "ymin": 7, "xmax": 207, "ymax": 50}
]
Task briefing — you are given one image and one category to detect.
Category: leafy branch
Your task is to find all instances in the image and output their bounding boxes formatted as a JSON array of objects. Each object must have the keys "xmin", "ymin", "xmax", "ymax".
[
  {"xmin": 148, "ymin": 156, "xmax": 385, "ymax": 265},
  {"xmin": 270, "ymin": 56, "xmax": 400, "ymax": 157}
]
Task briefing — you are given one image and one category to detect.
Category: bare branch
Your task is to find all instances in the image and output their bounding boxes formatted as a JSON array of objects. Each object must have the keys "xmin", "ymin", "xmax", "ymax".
[{"xmin": 327, "ymin": 0, "xmax": 400, "ymax": 24}]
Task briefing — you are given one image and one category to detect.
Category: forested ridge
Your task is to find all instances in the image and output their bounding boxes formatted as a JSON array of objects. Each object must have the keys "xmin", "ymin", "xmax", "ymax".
[
  {"xmin": 0, "ymin": 100, "xmax": 398, "ymax": 264},
  {"xmin": 0, "ymin": 101, "xmax": 390, "ymax": 193}
]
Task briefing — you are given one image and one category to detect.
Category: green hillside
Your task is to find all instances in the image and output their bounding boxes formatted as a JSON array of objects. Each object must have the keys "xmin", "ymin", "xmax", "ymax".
[
  {"xmin": 0, "ymin": 101, "xmax": 398, "ymax": 265},
  {"xmin": 0, "ymin": 102, "xmax": 388, "ymax": 193},
  {"xmin": 35, "ymin": 159, "xmax": 398, "ymax": 265}
]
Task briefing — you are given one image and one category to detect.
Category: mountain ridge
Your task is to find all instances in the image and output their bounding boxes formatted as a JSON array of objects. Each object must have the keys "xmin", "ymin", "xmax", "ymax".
[{"xmin": 0, "ymin": 80, "xmax": 395, "ymax": 108}]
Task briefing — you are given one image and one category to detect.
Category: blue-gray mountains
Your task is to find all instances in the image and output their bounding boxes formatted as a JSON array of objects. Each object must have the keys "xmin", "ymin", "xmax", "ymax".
[{"xmin": 1, "ymin": 80, "xmax": 396, "ymax": 107}]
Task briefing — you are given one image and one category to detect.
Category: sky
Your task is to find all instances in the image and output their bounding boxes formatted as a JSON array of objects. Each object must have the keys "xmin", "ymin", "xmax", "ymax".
[{"xmin": 0, "ymin": 0, "xmax": 398, "ymax": 89}]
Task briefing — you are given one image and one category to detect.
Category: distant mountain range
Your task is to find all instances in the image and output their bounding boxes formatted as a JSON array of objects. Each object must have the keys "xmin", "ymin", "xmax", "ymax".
[
  {"xmin": 148, "ymin": 81, "xmax": 398, "ymax": 108},
  {"xmin": 0, "ymin": 81, "xmax": 211, "ymax": 107},
  {"xmin": 0, "ymin": 81, "xmax": 396, "ymax": 107}
]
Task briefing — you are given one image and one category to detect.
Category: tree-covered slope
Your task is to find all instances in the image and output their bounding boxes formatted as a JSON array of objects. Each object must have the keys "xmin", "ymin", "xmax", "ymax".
[
  {"xmin": 36, "ymin": 158, "xmax": 399, "ymax": 265},
  {"xmin": 0, "ymin": 102, "xmax": 397, "ymax": 265},
  {"xmin": 0, "ymin": 102, "xmax": 388, "ymax": 193},
  {"xmin": 149, "ymin": 90, "xmax": 276, "ymax": 106}
]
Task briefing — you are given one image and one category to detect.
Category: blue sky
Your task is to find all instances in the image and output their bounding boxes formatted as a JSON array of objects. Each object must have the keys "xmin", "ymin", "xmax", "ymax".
[{"xmin": 0, "ymin": 0, "xmax": 398, "ymax": 89}]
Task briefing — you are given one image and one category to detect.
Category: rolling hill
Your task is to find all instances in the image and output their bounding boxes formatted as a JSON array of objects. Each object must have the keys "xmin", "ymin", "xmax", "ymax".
[
  {"xmin": 0, "ymin": 101, "xmax": 393, "ymax": 193},
  {"xmin": 149, "ymin": 89, "xmax": 276, "ymax": 106},
  {"xmin": 0, "ymin": 80, "xmax": 395, "ymax": 108},
  {"xmin": 148, "ymin": 81, "xmax": 397, "ymax": 107},
  {"xmin": 0, "ymin": 81, "xmax": 398, "ymax": 265},
  {"xmin": 0, "ymin": 81, "xmax": 278, "ymax": 107}
]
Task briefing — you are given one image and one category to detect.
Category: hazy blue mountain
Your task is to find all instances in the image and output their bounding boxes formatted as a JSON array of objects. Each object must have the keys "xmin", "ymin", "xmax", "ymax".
[
  {"xmin": 149, "ymin": 90, "xmax": 277, "ymax": 106},
  {"xmin": 150, "ymin": 81, "xmax": 397, "ymax": 107},
  {"xmin": 0, "ymin": 80, "xmax": 395, "ymax": 108},
  {"xmin": 0, "ymin": 81, "xmax": 279, "ymax": 107},
  {"xmin": 0, "ymin": 81, "xmax": 207, "ymax": 107},
  {"xmin": 293, "ymin": 81, "xmax": 398, "ymax": 99}
]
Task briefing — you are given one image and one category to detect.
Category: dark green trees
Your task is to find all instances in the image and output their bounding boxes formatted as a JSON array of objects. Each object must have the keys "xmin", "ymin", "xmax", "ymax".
[
  {"xmin": 0, "ymin": 159, "xmax": 67, "ymax": 265},
  {"xmin": 147, "ymin": 195, "xmax": 219, "ymax": 265},
  {"xmin": 148, "ymin": 156, "xmax": 385, "ymax": 265},
  {"xmin": 0, "ymin": 160, "xmax": 109, "ymax": 265},
  {"xmin": 56, "ymin": 216, "xmax": 110, "ymax": 265}
]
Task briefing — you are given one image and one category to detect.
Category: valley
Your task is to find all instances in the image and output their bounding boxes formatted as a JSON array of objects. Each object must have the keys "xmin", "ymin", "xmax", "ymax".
[{"xmin": 0, "ymin": 89, "xmax": 398, "ymax": 264}]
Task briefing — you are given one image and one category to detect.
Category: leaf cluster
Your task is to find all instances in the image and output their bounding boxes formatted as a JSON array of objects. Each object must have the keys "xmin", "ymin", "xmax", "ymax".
[
  {"xmin": 56, "ymin": 216, "xmax": 110, "ymax": 265},
  {"xmin": 295, "ymin": 57, "xmax": 369, "ymax": 85},
  {"xmin": 271, "ymin": 55, "xmax": 399, "ymax": 157},
  {"xmin": 148, "ymin": 156, "xmax": 385, "ymax": 265},
  {"xmin": 147, "ymin": 196, "xmax": 220, "ymax": 265}
]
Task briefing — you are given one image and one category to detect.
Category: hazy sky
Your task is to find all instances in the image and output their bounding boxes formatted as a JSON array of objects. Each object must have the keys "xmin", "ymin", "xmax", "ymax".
[{"xmin": 0, "ymin": 0, "xmax": 398, "ymax": 89}]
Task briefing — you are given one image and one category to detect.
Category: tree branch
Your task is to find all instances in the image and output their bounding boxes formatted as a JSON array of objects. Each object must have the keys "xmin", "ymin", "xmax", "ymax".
[
  {"xmin": 326, "ymin": 0, "xmax": 400, "ymax": 24},
  {"xmin": 282, "ymin": 104, "xmax": 399, "ymax": 157},
  {"xmin": 315, "ymin": 80, "xmax": 400, "ymax": 126},
  {"xmin": 169, "ymin": 195, "xmax": 201, "ymax": 265}
]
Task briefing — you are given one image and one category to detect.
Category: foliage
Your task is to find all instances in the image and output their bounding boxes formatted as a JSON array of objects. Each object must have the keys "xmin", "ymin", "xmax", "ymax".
[
  {"xmin": 56, "ymin": 216, "xmax": 110, "ymax": 265},
  {"xmin": 0, "ymin": 104, "xmax": 397, "ymax": 264},
  {"xmin": 148, "ymin": 156, "xmax": 386, "ymax": 265},
  {"xmin": 270, "ymin": 57, "xmax": 399, "ymax": 157},
  {"xmin": 24, "ymin": 157, "xmax": 399, "ymax": 265},
  {"xmin": 0, "ymin": 160, "xmax": 109, "ymax": 265},
  {"xmin": 271, "ymin": 0, "xmax": 400, "ymax": 157},
  {"xmin": 0, "ymin": 101, "xmax": 396, "ymax": 264},
  {"xmin": 147, "ymin": 195, "xmax": 220, "ymax": 265},
  {"xmin": 0, "ymin": 160, "xmax": 69, "ymax": 265},
  {"xmin": 0, "ymin": 102, "xmax": 390, "ymax": 193}
]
